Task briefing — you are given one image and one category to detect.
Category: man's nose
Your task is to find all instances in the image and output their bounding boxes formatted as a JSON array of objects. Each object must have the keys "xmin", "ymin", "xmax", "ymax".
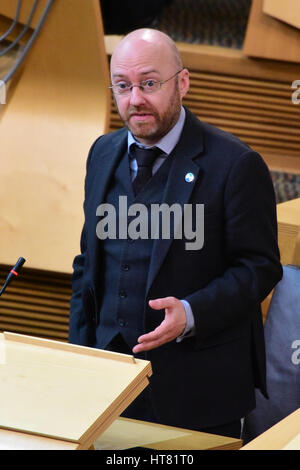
[{"xmin": 129, "ymin": 85, "xmax": 146, "ymax": 106}]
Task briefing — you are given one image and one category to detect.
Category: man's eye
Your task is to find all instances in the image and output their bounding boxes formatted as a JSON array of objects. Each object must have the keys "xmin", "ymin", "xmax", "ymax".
[
  {"xmin": 117, "ymin": 83, "xmax": 129, "ymax": 90},
  {"xmin": 144, "ymin": 80, "xmax": 156, "ymax": 88}
]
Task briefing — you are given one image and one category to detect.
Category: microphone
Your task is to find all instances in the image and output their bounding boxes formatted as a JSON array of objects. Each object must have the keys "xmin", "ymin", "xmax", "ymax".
[{"xmin": 0, "ymin": 257, "xmax": 26, "ymax": 297}]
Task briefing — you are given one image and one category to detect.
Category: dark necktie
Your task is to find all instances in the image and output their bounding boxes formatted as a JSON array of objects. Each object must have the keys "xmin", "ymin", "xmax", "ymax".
[{"xmin": 130, "ymin": 144, "xmax": 162, "ymax": 195}]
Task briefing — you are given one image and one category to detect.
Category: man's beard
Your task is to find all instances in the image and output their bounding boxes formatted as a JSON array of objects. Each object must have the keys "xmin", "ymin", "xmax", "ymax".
[{"xmin": 117, "ymin": 83, "xmax": 182, "ymax": 144}]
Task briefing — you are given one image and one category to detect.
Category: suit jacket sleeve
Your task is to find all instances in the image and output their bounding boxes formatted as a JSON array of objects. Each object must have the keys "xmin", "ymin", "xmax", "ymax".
[
  {"xmin": 185, "ymin": 150, "xmax": 282, "ymax": 346},
  {"xmin": 68, "ymin": 223, "xmax": 87, "ymax": 344},
  {"xmin": 68, "ymin": 138, "xmax": 100, "ymax": 344}
]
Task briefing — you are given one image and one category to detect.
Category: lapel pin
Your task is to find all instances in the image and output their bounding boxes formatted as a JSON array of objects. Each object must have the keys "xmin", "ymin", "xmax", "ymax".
[{"xmin": 185, "ymin": 172, "xmax": 194, "ymax": 183}]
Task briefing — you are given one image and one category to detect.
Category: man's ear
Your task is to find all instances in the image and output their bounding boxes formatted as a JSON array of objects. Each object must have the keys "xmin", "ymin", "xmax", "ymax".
[{"xmin": 179, "ymin": 68, "xmax": 190, "ymax": 99}]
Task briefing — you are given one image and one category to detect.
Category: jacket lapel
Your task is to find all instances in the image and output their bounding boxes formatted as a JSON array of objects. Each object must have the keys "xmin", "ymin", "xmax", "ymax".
[
  {"xmin": 89, "ymin": 129, "xmax": 127, "ymax": 281},
  {"xmin": 146, "ymin": 109, "xmax": 205, "ymax": 294},
  {"xmin": 90, "ymin": 129, "xmax": 128, "ymax": 212}
]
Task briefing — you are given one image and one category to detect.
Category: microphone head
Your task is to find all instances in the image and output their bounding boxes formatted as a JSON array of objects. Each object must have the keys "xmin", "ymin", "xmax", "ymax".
[
  {"xmin": 0, "ymin": 257, "xmax": 26, "ymax": 297},
  {"xmin": 13, "ymin": 257, "xmax": 26, "ymax": 273}
]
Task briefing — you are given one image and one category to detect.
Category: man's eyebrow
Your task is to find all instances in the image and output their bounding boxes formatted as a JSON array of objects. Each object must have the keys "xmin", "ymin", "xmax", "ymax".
[
  {"xmin": 139, "ymin": 69, "xmax": 160, "ymax": 75},
  {"xmin": 112, "ymin": 73, "xmax": 127, "ymax": 78},
  {"xmin": 112, "ymin": 69, "xmax": 160, "ymax": 79}
]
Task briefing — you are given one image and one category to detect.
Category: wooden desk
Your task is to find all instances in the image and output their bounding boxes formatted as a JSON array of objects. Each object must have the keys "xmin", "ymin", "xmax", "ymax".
[
  {"xmin": 95, "ymin": 417, "xmax": 242, "ymax": 451},
  {"xmin": 277, "ymin": 198, "xmax": 300, "ymax": 266},
  {"xmin": 241, "ymin": 408, "xmax": 300, "ymax": 450},
  {"xmin": 0, "ymin": 429, "xmax": 79, "ymax": 450}
]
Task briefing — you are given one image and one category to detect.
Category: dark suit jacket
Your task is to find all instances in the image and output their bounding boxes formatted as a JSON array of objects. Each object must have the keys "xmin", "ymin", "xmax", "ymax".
[{"xmin": 69, "ymin": 107, "xmax": 282, "ymax": 429}]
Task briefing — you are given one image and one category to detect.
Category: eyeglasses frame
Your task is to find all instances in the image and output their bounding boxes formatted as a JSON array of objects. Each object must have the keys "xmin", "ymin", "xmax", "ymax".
[{"xmin": 108, "ymin": 69, "xmax": 184, "ymax": 96}]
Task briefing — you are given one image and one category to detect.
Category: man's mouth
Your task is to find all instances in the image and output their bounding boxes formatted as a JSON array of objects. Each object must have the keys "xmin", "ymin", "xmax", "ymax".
[{"xmin": 130, "ymin": 113, "xmax": 154, "ymax": 122}]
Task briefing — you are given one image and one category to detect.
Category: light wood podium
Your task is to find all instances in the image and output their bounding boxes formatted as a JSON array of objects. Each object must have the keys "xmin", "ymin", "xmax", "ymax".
[
  {"xmin": 0, "ymin": 331, "xmax": 152, "ymax": 450},
  {"xmin": 0, "ymin": 331, "xmax": 242, "ymax": 450}
]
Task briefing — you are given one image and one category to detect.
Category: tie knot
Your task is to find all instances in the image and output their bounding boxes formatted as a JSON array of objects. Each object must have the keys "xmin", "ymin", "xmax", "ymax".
[{"xmin": 130, "ymin": 144, "xmax": 162, "ymax": 168}]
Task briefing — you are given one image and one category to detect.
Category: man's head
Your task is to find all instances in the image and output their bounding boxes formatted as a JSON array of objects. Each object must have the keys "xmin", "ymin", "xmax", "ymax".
[{"xmin": 110, "ymin": 29, "xmax": 189, "ymax": 145}]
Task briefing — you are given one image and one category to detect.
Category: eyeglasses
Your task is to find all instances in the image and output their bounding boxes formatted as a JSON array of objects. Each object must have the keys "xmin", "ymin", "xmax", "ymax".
[{"xmin": 109, "ymin": 69, "xmax": 183, "ymax": 96}]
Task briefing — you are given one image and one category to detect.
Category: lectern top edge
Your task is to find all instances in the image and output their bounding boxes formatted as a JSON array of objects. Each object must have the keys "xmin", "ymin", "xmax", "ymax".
[{"xmin": 2, "ymin": 331, "xmax": 137, "ymax": 364}]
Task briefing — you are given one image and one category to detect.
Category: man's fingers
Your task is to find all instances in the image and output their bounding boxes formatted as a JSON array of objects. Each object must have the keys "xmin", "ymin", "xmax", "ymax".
[
  {"xmin": 133, "ymin": 323, "xmax": 172, "ymax": 353},
  {"xmin": 137, "ymin": 323, "xmax": 167, "ymax": 344},
  {"xmin": 148, "ymin": 296, "xmax": 176, "ymax": 310},
  {"xmin": 133, "ymin": 334, "xmax": 169, "ymax": 353},
  {"xmin": 132, "ymin": 296, "xmax": 186, "ymax": 352},
  {"xmin": 133, "ymin": 341, "xmax": 159, "ymax": 353}
]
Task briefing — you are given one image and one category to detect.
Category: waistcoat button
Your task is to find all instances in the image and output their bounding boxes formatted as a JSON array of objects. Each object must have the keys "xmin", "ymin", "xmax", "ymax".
[{"xmin": 119, "ymin": 290, "xmax": 127, "ymax": 298}]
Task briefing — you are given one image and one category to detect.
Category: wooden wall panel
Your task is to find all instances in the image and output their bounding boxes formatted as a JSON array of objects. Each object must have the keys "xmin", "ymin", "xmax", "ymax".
[
  {"xmin": 0, "ymin": 0, "xmax": 110, "ymax": 273},
  {"xmin": 243, "ymin": 0, "xmax": 300, "ymax": 63},
  {"xmin": 0, "ymin": 265, "xmax": 71, "ymax": 341},
  {"xmin": 263, "ymin": 0, "xmax": 300, "ymax": 30}
]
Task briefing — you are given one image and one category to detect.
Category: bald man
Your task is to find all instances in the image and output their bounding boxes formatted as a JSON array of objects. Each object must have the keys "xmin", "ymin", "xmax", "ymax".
[{"xmin": 69, "ymin": 29, "xmax": 282, "ymax": 439}]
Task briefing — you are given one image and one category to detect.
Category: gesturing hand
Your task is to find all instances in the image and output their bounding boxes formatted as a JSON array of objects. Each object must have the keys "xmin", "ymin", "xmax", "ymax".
[{"xmin": 132, "ymin": 296, "xmax": 187, "ymax": 353}]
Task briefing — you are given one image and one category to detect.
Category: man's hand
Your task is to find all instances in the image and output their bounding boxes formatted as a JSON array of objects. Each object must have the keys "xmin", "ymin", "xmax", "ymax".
[{"xmin": 132, "ymin": 296, "xmax": 187, "ymax": 353}]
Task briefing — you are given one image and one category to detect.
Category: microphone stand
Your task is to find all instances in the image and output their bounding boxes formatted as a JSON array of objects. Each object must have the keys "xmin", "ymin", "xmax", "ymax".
[{"xmin": 0, "ymin": 257, "xmax": 26, "ymax": 297}]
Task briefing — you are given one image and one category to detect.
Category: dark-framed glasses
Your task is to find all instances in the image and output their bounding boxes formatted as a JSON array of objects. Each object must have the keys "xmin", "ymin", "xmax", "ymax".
[{"xmin": 109, "ymin": 69, "xmax": 183, "ymax": 96}]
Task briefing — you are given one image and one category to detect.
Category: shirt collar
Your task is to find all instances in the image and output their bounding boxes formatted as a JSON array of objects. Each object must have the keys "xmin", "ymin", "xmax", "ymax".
[{"xmin": 128, "ymin": 106, "xmax": 186, "ymax": 156}]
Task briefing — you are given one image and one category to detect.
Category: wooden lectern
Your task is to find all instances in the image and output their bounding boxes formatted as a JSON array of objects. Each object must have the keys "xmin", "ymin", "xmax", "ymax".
[
  {"xmin": 0, "ymin": 331, "xmax": 243, "ymax": 451},
  {"xmin": 0, "ymin": 331, "xmax": 152, "ymax": 450}
]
